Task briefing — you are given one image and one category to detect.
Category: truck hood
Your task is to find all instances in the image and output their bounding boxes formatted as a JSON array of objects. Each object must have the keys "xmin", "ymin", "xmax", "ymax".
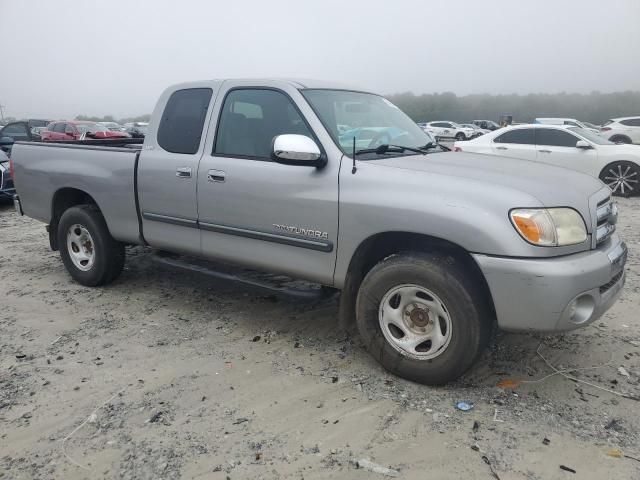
[{"xmin": 367, "ymin": 151, "xmax": 605, "ymax": 209}]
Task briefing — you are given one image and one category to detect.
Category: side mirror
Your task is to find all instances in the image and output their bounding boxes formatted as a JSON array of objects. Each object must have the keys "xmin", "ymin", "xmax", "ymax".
[
  {"xmin": 576, "ymin": 140, "xmax": 592, "ymax": 149},
  {"xmin": 271, "ymin": 134, "xmax": 325, "ymax": 167},
  {"xmin": 0, "ymin": 136, "xmax": 15, "ymax": 146}
]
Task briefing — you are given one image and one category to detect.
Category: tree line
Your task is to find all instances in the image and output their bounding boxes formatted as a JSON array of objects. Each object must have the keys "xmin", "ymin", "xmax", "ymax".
[
  {"xmin": 74, "ymin": 114, "xmax": 151, "ymax": 124},
  {"xmin": 386, "ymin": 91, "xmax": 640, "ymax": 125}
]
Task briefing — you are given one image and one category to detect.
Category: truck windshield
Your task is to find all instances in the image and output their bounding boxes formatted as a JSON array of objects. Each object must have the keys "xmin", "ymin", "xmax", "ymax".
[{"xmin": 302, "ymin": 89, "xmax": 433, "ymax": 157}]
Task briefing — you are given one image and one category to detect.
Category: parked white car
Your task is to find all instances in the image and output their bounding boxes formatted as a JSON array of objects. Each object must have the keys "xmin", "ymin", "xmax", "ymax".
[
  {"xmin": 534, "ymin": 118, "xmax": 600, "ymax": 135},
  {"xmin": 600, "ymin": 117, "xmax": 640, "ymax": 145},
  {"xmin": 424, "ymin": 121, "xmax": 475, "ymax": 141},
  {"xmin": 459, "ymin": 123, "xmax": 490, "ymax": 138},
  {"xmin": 454, "ymin": 124, "xmax": 640, "ymax": 196}
]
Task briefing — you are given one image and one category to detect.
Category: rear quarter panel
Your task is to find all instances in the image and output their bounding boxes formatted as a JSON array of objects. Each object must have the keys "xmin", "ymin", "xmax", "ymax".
[{"xmin": 12, "ymin": 142, "xmax": 140, "ymax": 244}]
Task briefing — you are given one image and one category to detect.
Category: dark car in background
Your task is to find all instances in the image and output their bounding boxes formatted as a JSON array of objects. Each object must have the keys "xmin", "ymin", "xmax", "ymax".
[
  {"xmin": 41, "ymin": 121, "xmax": 130, "ymax": 141},
  {"xmin": 124, "ymin": 122, "xmax": 149, "ymax": 138},
  {"xmin": 0, "ymin": 121, "xmax": 40, "ymax": 155},
  {"xmin": 0, "ymin": 148, "xmax": 15, "ymax": 201},
  {"xmin": 472, "ymin": 119, "xmax": 500, "ymax": 130}
]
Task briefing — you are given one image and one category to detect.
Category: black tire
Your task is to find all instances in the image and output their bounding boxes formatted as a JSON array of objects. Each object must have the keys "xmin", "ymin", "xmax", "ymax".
[
  {"xmin": 599, "ymin": 161, "xmax": 640, "ymax": 197},
  {"xmin": 455, "ymin": 132, "xmax": 466, "ymax": 141},
  {"xmin": 356, "ymin": 252, "xmax": 492, "ymax": 385},
  {"xmin": 609, "ymin": 135, "xmax": 631, "ymax": 145},
  {"xmin": 57, "ymin": 205, "xmax": 125, "ymax": 286}
]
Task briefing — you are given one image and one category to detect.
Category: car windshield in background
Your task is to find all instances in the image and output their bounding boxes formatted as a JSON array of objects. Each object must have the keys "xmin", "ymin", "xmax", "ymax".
[
  {"xmin": 568, "ymin": 127, "xmax": 612, "ymax": 145},
  {"xmin": 76, "ymin": 123, "xmax": 108, "ymax": 133},
  {"xmin": 302, "ymin": 89, "xmax": 434, "ymax": 157}
]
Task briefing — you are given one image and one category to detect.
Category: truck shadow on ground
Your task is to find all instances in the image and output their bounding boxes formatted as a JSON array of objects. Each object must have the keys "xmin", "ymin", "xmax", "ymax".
[{"xmin": 112, "ymin": 246, "xmax": 579, "ymax": 393}]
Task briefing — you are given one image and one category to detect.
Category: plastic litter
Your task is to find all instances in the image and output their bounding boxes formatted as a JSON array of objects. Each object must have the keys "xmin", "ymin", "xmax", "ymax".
[
  {"xmin": 355, "ymin": 458, "xmax": 400, "ymax": 477},
  {"xmin": 497, "ymin": 379, "xmax": 521, "ymax": 389},
  {"xmin": 559, "ymin": 465, "xmax": 576, "ymax": 474},
  {"xmin": 456, "ymin": 401, "xmax": 474, "ymax": 411},
  {"xmin": 606, "ymin": 448, "xmax": 623, "ymax": 458}
]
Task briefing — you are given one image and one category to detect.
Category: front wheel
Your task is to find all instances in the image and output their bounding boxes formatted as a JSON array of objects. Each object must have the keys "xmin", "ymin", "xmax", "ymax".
[
  {"xmin": 356, "ymin": 252, "xmax": 492, "ymax": 385},
  {"xmin": 599, "ymin": 161, "xmax": 639, "ymax": 197},
  {"xmin": 455, "ymin": 132, "xmax": 466, "ymax": 141},
  {"xmin": 57, "ymin": 205, "xmax": 125, "ymax": 286}
]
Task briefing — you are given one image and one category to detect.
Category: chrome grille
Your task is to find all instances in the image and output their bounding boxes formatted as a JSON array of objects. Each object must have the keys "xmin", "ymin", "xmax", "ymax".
[{"xmin": 595, "ymin": 197, "xmax": 617, "ymax": 246}]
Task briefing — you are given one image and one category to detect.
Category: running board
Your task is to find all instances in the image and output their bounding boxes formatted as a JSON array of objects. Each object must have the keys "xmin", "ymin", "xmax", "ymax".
[{"xmin": 151, "ymin": 253, "xmax": 329, "ymax": 299}]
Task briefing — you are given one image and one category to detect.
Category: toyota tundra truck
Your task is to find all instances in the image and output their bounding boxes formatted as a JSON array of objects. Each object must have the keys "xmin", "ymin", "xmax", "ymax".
[{"xmin": 10, "ymin": 79, "xmax": 627, "ymax": 385}]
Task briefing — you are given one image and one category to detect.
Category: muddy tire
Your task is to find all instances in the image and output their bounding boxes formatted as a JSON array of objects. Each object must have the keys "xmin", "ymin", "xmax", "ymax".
[
  {"xmin": 57, "ymin": 205, "xmax": 125, "ymax": 286},
  {"xmin": 356, "ymin": 252, "xmax": 492, "ymax": 385}
]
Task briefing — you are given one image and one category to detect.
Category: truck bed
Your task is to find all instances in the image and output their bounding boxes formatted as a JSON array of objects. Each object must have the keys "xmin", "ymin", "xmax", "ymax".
[{"xmin": 12, "ymin": 141, "xmax": 142, "ymax": 245}]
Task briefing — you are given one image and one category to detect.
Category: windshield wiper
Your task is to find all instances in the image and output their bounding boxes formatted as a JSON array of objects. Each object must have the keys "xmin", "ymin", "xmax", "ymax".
[{"xmin": 355, "ymin": 144, "xmax": 426, "ymax": 156}]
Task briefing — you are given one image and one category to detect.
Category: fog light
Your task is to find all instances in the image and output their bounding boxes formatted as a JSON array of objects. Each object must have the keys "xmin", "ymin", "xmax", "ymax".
[{"xmin": 568, "ymin": 294, "xmax": 596, "ymax": 324}]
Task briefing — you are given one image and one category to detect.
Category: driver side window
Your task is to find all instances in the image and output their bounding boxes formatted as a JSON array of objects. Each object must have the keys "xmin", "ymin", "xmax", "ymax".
[{"xmin": 214, "ymin": 89, "xmax": 313, "ymax": 160}]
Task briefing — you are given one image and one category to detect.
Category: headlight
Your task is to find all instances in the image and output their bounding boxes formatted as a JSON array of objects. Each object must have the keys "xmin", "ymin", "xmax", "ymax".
[{"xmin": 510, "ymin": 208, "xmax": 587, "ymax": 246}]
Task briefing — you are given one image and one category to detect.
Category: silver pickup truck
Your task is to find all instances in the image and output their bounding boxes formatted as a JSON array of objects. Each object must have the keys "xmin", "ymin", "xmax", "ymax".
[{"xmin": 11, "ymin": 79, "xmax": 627, "ymax": 384}]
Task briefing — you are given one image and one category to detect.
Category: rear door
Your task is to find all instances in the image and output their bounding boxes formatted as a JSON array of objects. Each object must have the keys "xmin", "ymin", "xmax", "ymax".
[
  {"xmin": 137, "ymin": 86, "xmax": 216, "ymax": 255},
  {"xmin": 534, "ymin": 128, "xmax": 597, "ymax": 174},
  {"xmin": 197, "ymin": 84, "xmax": 339, "ymax": 285},
  {"xmin": 52, "ymin": 123, "xmax": 68, "ymax": 140},
  {"xmin": 490, "ymin": 127, "xmax": 537, "ymax": 160},
  {"xmin": 620, "ymin": 118, "xmax": 640, "ymax": 143}
]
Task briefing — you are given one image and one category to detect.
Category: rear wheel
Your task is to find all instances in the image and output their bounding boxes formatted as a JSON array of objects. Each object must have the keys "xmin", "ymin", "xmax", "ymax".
[
  {"xmin": 455, "ymin": 132, "xmax": 466, "ymax": 141},
  {"xmin": 609, "ymin": 135, "xmax": 631, "ymax": 145},
  {"xmin": 57, "ymin": 205, "xmax": 125, "ymax": 286},
  {"xmin": 355, "ymin": 252, "xmax": 492, "ymax": 385},
  {"xmin": 599, "ymin": 161, "xmax": 639, "ymax": 197}
]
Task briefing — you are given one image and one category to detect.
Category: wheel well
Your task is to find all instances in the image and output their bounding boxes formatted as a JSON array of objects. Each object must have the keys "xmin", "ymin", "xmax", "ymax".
[
  {"xmin": 338, "ymin": 232, "xmax": 496, "ymax": 331},
  {"xmin": 609, "ymin": 134, "xmax": 631, "ymax": 143},
  {"xmin": 49, "ymin": 188, "xmax": 98, "ymax": 251}
]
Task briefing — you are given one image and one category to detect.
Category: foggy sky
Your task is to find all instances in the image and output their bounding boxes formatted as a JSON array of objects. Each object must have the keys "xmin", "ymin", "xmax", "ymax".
[{"xmin": 1, "ymin": 0, "xmax": 639, "ymax": 119}]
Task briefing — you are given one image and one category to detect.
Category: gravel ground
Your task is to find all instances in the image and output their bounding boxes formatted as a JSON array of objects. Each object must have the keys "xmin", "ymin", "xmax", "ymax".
[{"xmin": 1, "ymin": 197, "xmax": 639, "ymax": 480}]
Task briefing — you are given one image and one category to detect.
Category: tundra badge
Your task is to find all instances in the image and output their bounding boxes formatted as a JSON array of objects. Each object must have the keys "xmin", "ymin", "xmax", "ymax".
[{"xmin": 273, "ymin": 224, "xmax": 329, "ymax": 240}]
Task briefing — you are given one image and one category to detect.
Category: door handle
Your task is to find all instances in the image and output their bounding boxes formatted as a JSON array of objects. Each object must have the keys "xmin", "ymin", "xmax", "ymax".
[
  {"xmin": 207, "ymin": 169, "xmax": 226, "ymax": 183},
  {"xmin": 176, "ymin": 167, "xmax": 192, "ymax": 178},
  {"xmin": 538, "ymin": 149, "xmax": 552, "ymax": 154},
  {"xmin": 495, "ymin": 146, "xmax": 508, "ymax": 150}
]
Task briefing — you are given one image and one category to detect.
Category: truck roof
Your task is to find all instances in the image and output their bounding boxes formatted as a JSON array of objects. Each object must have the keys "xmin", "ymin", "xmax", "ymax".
[{"xmin": 168, "ymin": 78, "xmax": 368, "ymax": 93}]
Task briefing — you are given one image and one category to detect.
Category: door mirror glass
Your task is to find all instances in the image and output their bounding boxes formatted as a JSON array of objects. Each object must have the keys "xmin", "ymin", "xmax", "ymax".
[
  {"xmin": 0, "ymin": 136, "xmax": 15, "ymax": 146},
  {"xmin": 575, "ymin": 140, "xmax": 592, "ymax": 149},
  {"xmin": 272, "ymin": 134, "xmax": 323, "ymax": 166}
]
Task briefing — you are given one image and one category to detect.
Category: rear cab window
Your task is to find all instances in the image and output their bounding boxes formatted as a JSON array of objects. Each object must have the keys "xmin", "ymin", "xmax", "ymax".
[{"xmin": 157, "ymin": 88, "xmax": 213, "ymax": 154}]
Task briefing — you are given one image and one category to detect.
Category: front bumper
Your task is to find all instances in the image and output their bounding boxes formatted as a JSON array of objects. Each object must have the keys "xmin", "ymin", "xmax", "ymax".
[{"xmin": 473, "ymin": 234, "xmax": 627, "ymax": 332}]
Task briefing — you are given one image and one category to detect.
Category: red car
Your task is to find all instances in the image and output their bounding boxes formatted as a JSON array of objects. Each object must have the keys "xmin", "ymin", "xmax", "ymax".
[{"xmin": 41, "ymin": 121, "xmax": 131, "ymax": 141}]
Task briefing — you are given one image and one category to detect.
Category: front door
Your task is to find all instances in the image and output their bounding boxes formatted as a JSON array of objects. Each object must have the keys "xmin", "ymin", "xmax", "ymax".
[
  {"xmin": 534, "ymin": 128, "xmax": 597, "ymax": 175},
  {"xmin": 490, "ymin": 127, "xmax": 537, "ymax": 161},
  {"xmin": 197, "ymin": 85, "xmax": 339, "ymax": 285},
  {"xmin": 138, "ymin": 86, "xmax": 215, "ymax": 255}
]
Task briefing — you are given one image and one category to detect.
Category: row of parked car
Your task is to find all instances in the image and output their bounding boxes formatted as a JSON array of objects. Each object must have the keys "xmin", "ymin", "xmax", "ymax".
[
  {"xmin": 417, "ymin": 116, "xmax": 640, "ymax": 145},
  {"xmin": 0, "ymin": 119, "xmax": 149, "ymax": 145}
]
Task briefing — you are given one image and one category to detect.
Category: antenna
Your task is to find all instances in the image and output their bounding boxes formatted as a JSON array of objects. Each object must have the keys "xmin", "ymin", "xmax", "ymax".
[{"xmin": 351, "ymin": 136, "xmax": 357, "ymax": 174}]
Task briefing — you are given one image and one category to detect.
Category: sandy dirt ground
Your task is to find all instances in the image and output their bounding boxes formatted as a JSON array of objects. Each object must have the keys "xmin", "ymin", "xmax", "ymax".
[{"xmin": 1, "ymin": 197, "xmax": 639, "ymax": 480}]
